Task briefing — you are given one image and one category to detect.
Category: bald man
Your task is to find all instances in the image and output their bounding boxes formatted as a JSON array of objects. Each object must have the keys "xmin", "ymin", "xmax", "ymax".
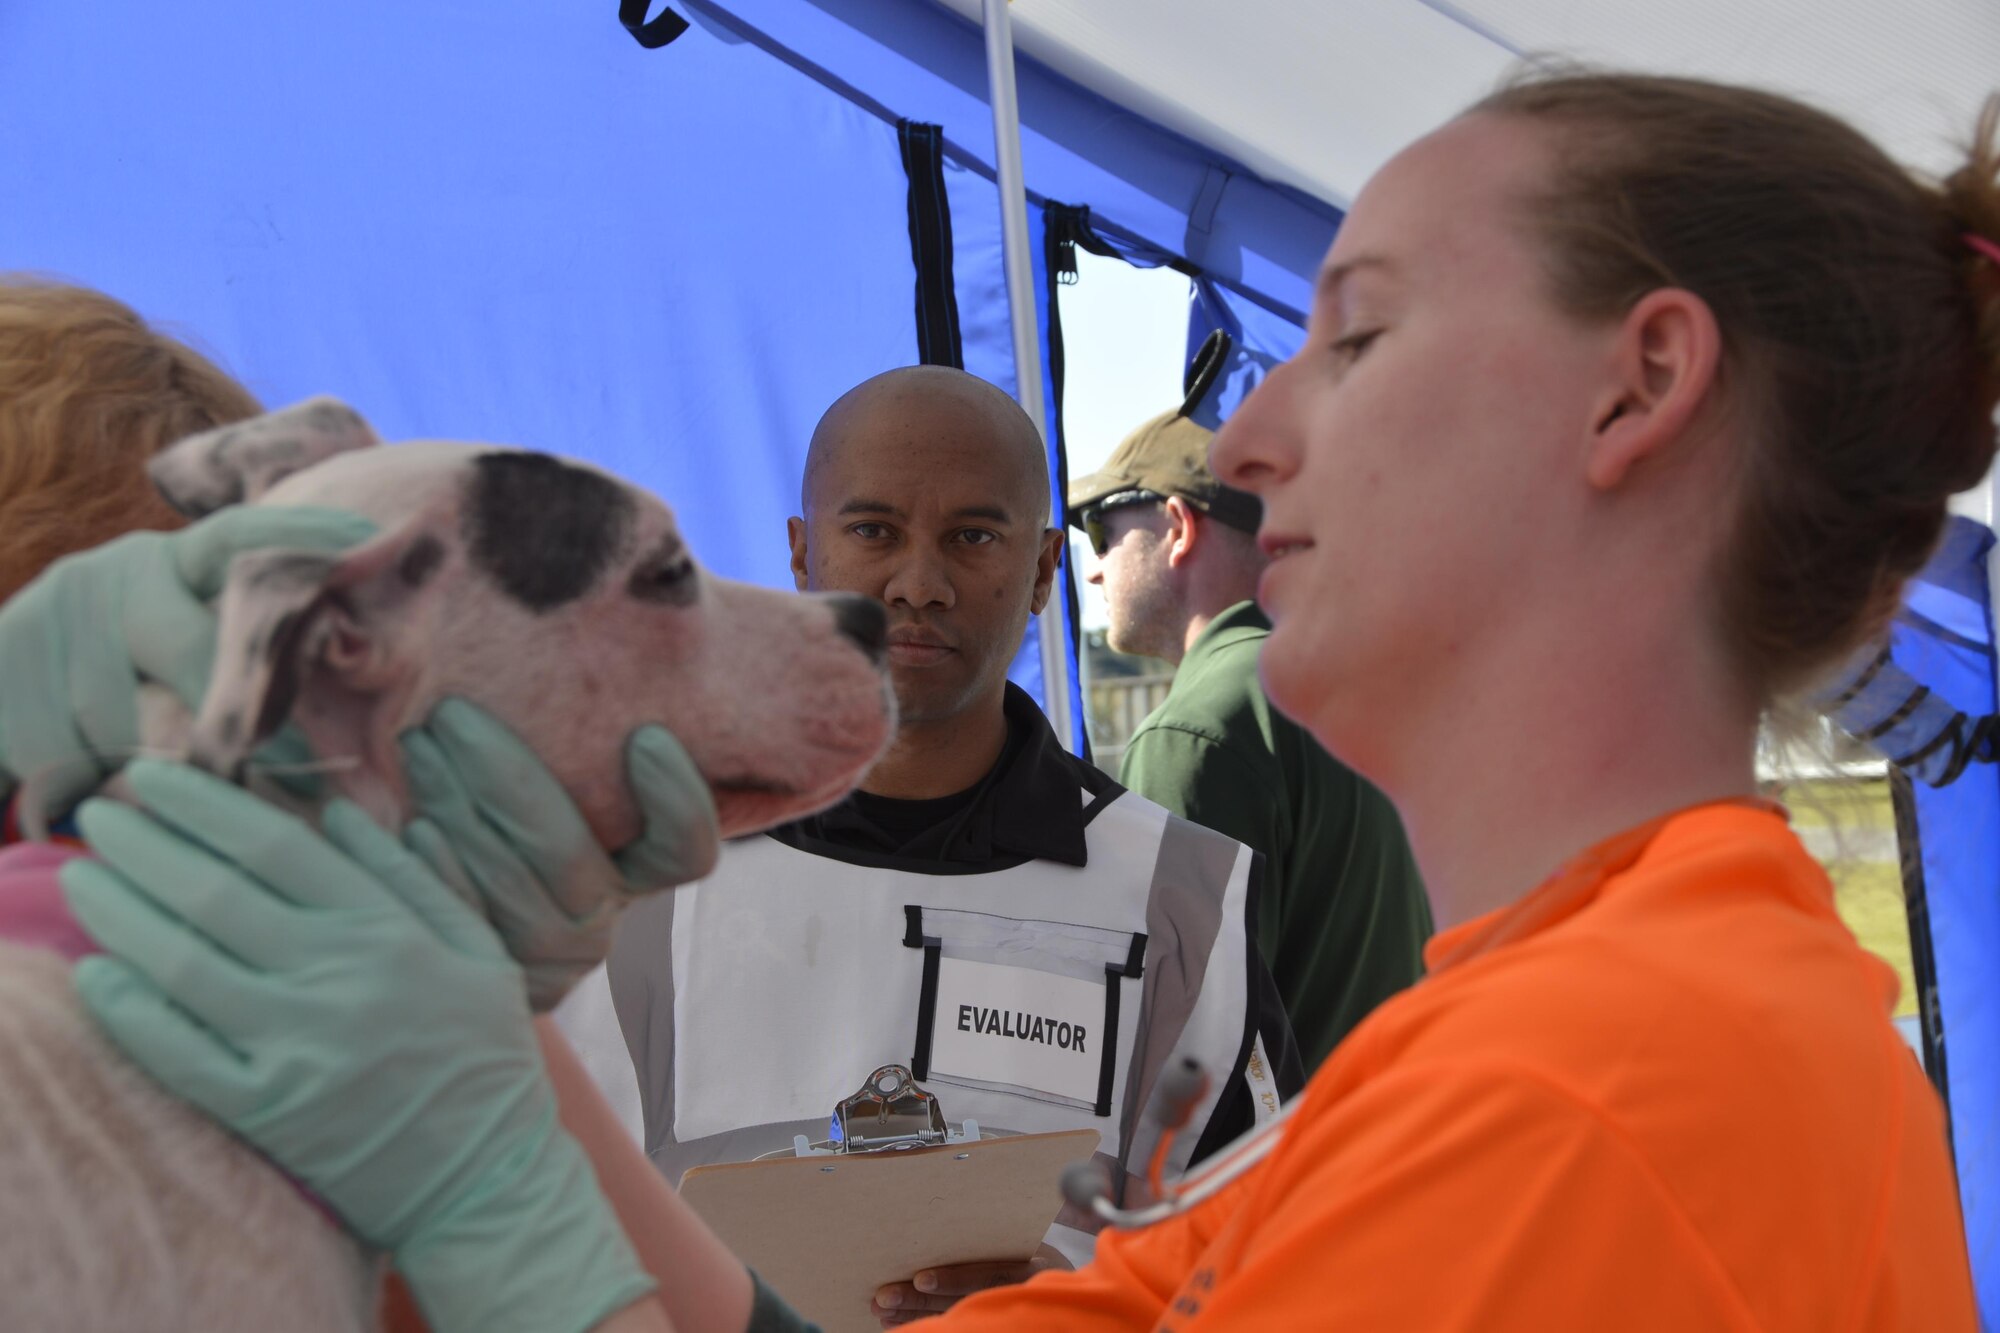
[{"xmin": 555, "ymin": 367, "xmax": 1300, "ymax": 1325}]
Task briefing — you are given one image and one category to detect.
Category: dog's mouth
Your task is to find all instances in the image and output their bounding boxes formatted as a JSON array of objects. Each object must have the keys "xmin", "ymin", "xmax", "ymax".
[
  {"xmin": 694, "ymin": 678, "xmax": 898, "ymax": 841},
  {"xmin": 706, "ymin": 768, "xmax": 872, "ymax": 841},
  {"xmin": 707, "ymin": 774, "xmax": 795, "ymax": 798}
]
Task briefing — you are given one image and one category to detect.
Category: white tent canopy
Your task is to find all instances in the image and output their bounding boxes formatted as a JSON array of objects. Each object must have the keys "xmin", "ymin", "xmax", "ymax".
[{"xmin": 940, "ymin": 0, "xmax": 2000, "ymax": 207}]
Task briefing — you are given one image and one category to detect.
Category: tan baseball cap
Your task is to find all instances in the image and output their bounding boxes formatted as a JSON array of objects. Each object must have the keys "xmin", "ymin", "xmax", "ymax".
[{"xmin": 1066, "ymin": 331, "xmax": 1262, "ymax": 535}]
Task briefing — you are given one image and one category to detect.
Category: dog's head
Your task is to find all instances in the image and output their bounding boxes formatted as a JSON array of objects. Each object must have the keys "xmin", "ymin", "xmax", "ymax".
[{"xmin": 148, "ymin": 397, "xmax": 896, "ymax": 855}]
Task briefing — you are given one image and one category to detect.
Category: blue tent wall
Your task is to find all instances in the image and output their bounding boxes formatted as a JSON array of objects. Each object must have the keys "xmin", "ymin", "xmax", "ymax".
[
  {"xmin": 0, "ymin": 0, "xmax": 1334, "ymax": 742},
  {"xmin": 680, "ymin": 0, "xmax": 1337, "ymax": 327},
  {"xmin": 671, "ymin": 0, "xmax": 1343, "ymax": 739},
  {"xmin": 1890, "ymin": 522, "xmax": 2000, "ymax": 1327},
  {"xmin": 1822, "ymin": 515, "xmax": 2000, "ymax": 1325},
  {"xmin": 0, "ymin": 5, "xmax": 927, "ymax": 598}
]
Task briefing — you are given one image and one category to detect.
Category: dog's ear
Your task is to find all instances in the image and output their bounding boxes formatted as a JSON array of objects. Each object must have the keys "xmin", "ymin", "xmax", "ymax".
[
  {"xmin": 150, "ymin": 396, "xmax": 382, "ymax": 518},
  {"xmin": 188, "ymin": 506, "xmax": 454, "ymax": 825}
]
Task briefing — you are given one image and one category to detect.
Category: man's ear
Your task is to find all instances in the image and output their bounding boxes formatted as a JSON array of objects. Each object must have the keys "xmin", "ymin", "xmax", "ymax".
[
  {"xmin": 150, "ymin": 396, "xmax": 382, "ymax": 518},
  {"xmin": 189, "ymin": 507, "xmax": 455, "ymax": 821},
  {"xmin": 1162, "ymin": 496, "xmax": 1199, "ymax": 569},
  {"xmin": 786, "ymin": 516, "xmax": 810, "ymax": 592},
  {"xmin": 1029, "ymin": 528, "xmax": 1063, "ymax": 615},
  {"xmin": 1584, "ymin": 289, "xmax": 1723, "ymax": 492}
]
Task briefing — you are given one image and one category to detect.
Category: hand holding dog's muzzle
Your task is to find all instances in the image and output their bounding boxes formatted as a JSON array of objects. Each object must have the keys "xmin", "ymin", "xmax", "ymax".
[
  {"xmin": 60, "ymin": 759, "xmax": 655, "ymax": 1333},
  {"xmin": 399, "ymin": 697, "xmax": 722, "ymax": 1011},
  {"xmin": 0, "ymin": 506, "xmax": 376, "ymax": 822}
]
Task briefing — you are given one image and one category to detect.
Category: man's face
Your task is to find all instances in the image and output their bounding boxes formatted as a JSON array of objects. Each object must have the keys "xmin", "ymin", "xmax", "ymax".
[
  {"xmin": 1082, "ymin": 500, "xmax": 1180, "ymax": 661},
  {"xmin": 790, "ymin": 394, "xmax": 1062, "ymax": 727}
]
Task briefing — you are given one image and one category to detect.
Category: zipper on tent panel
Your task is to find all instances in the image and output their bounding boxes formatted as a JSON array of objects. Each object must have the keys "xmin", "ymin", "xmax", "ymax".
[{"xmin": 897, "ymin": 120, "xmax": 965, "ymax": 368}]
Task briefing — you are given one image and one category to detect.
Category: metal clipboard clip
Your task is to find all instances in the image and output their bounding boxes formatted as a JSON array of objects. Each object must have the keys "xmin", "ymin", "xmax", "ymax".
[{"xmin": 785, "ymin": 1064, "xmax": 984, "ymax": 1158}]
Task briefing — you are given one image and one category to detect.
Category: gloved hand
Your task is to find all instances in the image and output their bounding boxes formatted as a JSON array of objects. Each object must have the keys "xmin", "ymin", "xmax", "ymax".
[
  {"xmin": 62, "ymin": 759, "xmax": 655, "ymax": 1333},
  {"xmin": 0, "ymin": 507, "xmax": 377, "ymax": 820},
  {"xmin": 399, "ymin": 698, "xmax": 721, "ymax": 1011}
]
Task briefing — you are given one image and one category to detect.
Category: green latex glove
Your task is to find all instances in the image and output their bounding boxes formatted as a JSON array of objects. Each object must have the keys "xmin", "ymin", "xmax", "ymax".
[
  {"xmin": 0, "ymin": 506, "xmax": 377, "ymax": 819},
  {"xmin": 400, "ymin": 698, "xmax": 720, "ymax": 1011},
  {"xmin": 62, "ymin": 760, "xmax": 654, "ymax": 1333}
]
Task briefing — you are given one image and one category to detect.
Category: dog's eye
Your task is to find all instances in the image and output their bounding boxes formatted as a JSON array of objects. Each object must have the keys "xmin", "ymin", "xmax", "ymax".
[{"xmin": 628, "ymin": 554, "xmax": 698, "ymax": 605}]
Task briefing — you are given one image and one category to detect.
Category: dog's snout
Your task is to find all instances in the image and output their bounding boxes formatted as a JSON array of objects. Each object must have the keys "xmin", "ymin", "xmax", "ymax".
[{"xmin": 832, "ymin": 595, "xmax": 888, "ymax": 664}]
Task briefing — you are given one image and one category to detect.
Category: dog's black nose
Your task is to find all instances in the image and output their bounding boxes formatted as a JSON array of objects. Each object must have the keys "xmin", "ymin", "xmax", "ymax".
[{"xmin": 832, "ymin": 595, "xmax": 888, "ymax": 664}]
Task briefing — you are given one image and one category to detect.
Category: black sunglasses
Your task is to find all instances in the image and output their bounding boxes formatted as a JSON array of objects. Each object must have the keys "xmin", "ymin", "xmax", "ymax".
[{"xmin": 1079, "ymin": 491, "xmax": 1166, "ymax": 558}]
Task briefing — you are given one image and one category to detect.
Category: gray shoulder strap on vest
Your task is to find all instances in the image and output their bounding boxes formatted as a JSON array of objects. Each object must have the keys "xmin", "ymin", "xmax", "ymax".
[
  {"xmin": 1119, "ymin": 809, "xmax": 1259, "ymax": 1181},
  {"xmin": 606, "ymin": 890, "xmax": 681, "ymax": 1157}
]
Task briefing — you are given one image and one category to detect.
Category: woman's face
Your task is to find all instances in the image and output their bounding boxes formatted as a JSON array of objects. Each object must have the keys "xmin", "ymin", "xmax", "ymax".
[{"xmin": 1211, "ymin": 114, "xmax": 1614, "ymax": 768}]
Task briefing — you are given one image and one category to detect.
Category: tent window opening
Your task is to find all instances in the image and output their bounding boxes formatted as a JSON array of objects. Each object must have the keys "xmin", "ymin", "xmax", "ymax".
[
  {"xmin": 1758, "ymin": 721, "xmax": 1934, "ymax": 1090},
  {"xmin": 1050, "ymin": 245, "xmax": 1196, "ymax": 769}
]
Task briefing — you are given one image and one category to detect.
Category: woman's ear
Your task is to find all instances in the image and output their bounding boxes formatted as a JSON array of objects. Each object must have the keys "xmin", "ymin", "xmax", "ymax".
[{"xmin": 1584, "ymin": 288, "xmax": 1724, "ymax": 492}]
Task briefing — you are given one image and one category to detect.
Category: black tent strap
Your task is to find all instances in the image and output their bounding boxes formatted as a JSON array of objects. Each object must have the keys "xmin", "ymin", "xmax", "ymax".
[
  {"xmin": 1826, "ymin": 644, "xmax": 1891, "ymax": 711},
  {"xmin": 1830, "ymin": 673, "xmax": 2000, "ymax": 787},
  {"xmin": 1890, "ymin": 709, "xmax": 2000, "ymax": 787},
  {"xmin": 656, "ymin": 0, "xmax": 1313, "ymax": 328},
  {"xmin": 897, "ymin": 120, "xmax": 964, "ymax": 369},
  {"xmin": 1887, "ymin": 770, "xmax": 1953, "ymax": 1135},
  {"xmin": 1856, "ymin": 683, "xmax": 1935, "ymax": 743},
  {"xmin": 1044, "ymin": 202, "xmax": 1198, "ymax": 289},
  {"xmin": 618, "ymin": 0, "xmax": 690, "ymax": 48},
  {"xmin": 1041, "ymin": 202, "xmax": 1090, "ymax": 763},
  {"xmin": 1825, "ymin": 641, "xmax": 2000, "ymax": 788}
]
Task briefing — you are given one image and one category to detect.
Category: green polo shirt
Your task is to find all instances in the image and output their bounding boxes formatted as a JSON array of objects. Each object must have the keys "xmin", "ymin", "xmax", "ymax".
[{"xmin": 1118, "ymin": 601, "xmax": 1431, "ymax": 1072}]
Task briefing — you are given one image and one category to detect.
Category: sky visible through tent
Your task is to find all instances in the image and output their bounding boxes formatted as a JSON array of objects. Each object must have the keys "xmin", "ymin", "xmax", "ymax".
[{"xmin": 1056, "ymin": 250, "xmax": 1194, "ymax": 630}]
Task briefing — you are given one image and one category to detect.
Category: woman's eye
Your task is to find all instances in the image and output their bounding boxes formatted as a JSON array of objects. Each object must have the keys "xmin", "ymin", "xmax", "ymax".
[{"xmin": 1331, "ymin": 329, "xmax": 1382, "ymax": 362}]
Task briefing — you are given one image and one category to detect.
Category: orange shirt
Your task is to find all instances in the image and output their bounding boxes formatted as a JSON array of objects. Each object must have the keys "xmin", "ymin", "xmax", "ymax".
[{"xmin": 941, "ymin": 803, "xmax": 1977, "ymax": 1331}]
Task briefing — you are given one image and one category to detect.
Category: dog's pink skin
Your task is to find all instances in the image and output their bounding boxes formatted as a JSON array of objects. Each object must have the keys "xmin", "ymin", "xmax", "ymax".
[{"xmin": 0, "ymin": 405, "xmax": 893, "ymax": 1328}]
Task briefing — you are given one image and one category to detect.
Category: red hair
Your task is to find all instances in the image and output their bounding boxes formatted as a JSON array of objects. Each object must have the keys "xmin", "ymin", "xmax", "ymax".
[{"xmin": 0, "ymin": 278, "xmax": 260, "ymax": 603}]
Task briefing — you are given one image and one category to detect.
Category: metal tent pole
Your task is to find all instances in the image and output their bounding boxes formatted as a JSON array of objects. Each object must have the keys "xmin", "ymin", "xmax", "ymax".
[{"xmin": 982, "ymin": 0, "xmax": 1075, "ymax": 752}]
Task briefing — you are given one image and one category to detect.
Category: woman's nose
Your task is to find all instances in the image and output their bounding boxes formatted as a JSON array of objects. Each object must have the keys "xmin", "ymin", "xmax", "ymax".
[{"xmin": 1210, "ymin": 365, "xmax": 1299, "ymax": 494}]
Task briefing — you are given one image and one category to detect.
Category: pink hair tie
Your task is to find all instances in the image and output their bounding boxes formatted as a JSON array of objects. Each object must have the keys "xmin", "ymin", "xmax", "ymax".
[{"xmin": 1966, "ymin": 232, "xmax": 2000, "ymax": 266}]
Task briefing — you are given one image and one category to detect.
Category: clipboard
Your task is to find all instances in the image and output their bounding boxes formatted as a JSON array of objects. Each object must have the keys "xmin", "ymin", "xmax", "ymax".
[{"xmin": 679, "ymin": 1125, "xmax": 1101, "ymax": 1333}]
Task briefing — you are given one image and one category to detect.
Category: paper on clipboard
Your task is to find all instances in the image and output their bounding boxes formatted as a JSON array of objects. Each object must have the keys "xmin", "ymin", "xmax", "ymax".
[{"xmin": 678, "ymin": 1127, "xmax": 1101, "ymax": 1333}]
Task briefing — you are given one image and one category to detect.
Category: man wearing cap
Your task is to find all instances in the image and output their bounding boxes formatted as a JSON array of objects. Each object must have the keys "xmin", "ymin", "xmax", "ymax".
[{"xmin": 1071, "ymin": 333, "xmax": 1431, "ymax": 1073}]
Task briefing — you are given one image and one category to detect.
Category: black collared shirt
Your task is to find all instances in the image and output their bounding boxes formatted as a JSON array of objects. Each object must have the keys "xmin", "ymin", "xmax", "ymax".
[{"xmin": 764, "ymin": 683, "xmax": 1118, "ymax": 872}]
